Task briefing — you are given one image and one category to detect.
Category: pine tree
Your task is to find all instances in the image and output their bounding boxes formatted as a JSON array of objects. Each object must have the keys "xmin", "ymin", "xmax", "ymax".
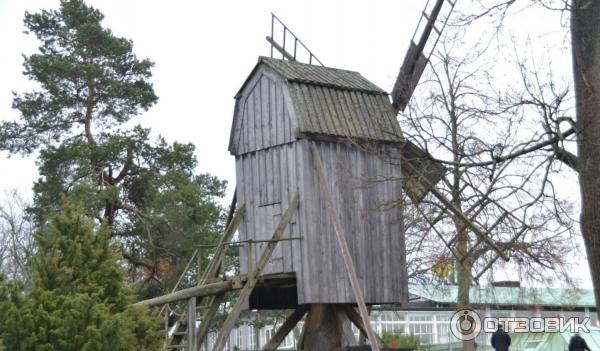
[
  {"xmin": 0, "ymin": 201, "xmax": 161, "ymax": 350},
  {"xmin": 0, "ymin": 0, "xmax": 226, "ymax": 295}
]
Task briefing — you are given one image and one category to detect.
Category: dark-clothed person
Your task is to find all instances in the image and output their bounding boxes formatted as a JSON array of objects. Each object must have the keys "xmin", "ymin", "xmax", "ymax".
[
  {"xmin": 569, "ymin": 333, "xmax": 591, "ymax": 351},
  {"xmin": 490, "ymin": 325, "xmax": 511, "ymax": 351}
]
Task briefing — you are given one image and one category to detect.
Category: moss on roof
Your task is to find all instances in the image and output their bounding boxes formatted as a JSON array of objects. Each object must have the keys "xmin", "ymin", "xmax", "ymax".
[
  {"xmin": 253, "ymin": 57, "xmax": 403, "ymax": 143},
  {"xmin": 258, "ymin": 56, "xmax": 387, "ymax": 94}
]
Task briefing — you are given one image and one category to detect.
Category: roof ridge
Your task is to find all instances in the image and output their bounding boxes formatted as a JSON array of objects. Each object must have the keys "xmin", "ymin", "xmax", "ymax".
[
  {"xmin": 258, "ymin": 56, "xmax": 363, "ymax": 75},
  {"xmin": 257, "ymin": 56, "xmax": 388, "ymax": 95}
]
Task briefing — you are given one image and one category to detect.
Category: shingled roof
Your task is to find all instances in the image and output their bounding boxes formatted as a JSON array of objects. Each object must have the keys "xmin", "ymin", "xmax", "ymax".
[
  {"xmin": 231, "ymin": 57, "xmax": 446, "ymax": 203},
  {"xmin": 236, "ymin": 57, "xmax": 403, "ymax": 143},
  {"xmin": 258, "ymin": 57, "xmax": 387, "ymax": 94}
]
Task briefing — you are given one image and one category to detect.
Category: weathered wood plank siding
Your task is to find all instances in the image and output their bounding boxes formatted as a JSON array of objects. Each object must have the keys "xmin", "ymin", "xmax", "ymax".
[
  {"xmin": 236, "ymin": 143, "xmax": 302, "ymax": 278},
  {"xmin": 236, "ymin": 140, "xmax": 407, "ymax": 304},
  {"xmin": 233, "ymin": 63, "xmax": 302, "ymax": 286},
  {"xmin": 296, "ymin": 139, "xmax": 406, "ymax": 304},
  {"xmin": 230, "ymin": 66, "xmax": 297, "ymax": 155},
  {"xmin": 231, "ymin": 58, "xmax": 408, "ymax": 305}
]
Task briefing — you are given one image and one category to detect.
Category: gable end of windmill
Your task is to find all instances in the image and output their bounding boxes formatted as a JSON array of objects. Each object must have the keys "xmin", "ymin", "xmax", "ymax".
[{"xmin": 229, "ymin": 57, "xmax": 405, "ymax": 156}]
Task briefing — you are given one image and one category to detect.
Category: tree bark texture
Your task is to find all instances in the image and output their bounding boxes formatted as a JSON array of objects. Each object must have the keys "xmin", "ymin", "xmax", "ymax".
[{"xmin": 571, "ymin": 0, "xmax": 600, "ymax": 314}]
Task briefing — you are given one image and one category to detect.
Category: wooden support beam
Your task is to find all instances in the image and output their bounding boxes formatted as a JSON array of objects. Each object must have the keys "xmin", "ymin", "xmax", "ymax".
[
  {"xmin": 474, "ymin": 226, "xmax": 528, "ymax": 281},
  {"xmin": 401, "ymin": 158, "xmax": 510, "ymax": 262},
  {"xmin": 310, "ymin": 143, "xmax": 381, "ymax": 351},
  {"xmin": 356, "ymin": 306, "xmax": 371, "ymax": 346},
  {"xmin": 187, "ymin": 297, "xmax": 197, "ymax": 350},
  {"xmin": 263, "ymin": 306, "xmax": 308, "ymax": 350},
  {"xmin": 459, "ymin": 211, "xmax": 509, "ymax": 264},
  {"xmin": 157, "ymin": 198, "xmax": 243, "ymax": 346},
  {"xmin": 212, "ymin": 193, "xmax": 299, "ymax": 351},
  {"xmin": 342, "ymin": 306, "xmax": 386, "ymax": 348},
  {"xmin": 195, "ymin": 294, "xmax": 224, "ymax": 350},
  {"xmin": 134, "ymin": 280, "xmax": 238, "ymax": 307},
  {"xmin": 135, "ymin": 273, "xmax": 296, "ymax": 309},
  {"xmin": 224, "ymin": 186, "xmax": 238, "ymax": 228},
  {"xmin": 190, "ymin": 203, "xmax": 245, "ymax": 349},
  {"xmin": 266, "ymin": 36, "xmax": 296, "ymax": 61}
]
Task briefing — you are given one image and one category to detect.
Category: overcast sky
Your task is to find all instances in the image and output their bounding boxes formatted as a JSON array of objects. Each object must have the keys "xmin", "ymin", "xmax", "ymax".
[
  {"xmin": 0, "ymin": 1, "xmax": 589, "ymax": 287},
  {"xmin": 0, "ymin": 0, "xmax": 426, "ymax": 198}
]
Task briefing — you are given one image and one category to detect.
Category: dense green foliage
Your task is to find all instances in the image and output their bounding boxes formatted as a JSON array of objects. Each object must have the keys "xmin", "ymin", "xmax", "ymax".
[
  {"xmin": 0, "ymin": 202, "xmax": 161, "ymax": 350},
  {"xmin": 380, "ymin": 330, "xmax": 422, "ymax": 349},
  {"xmin": 0, "ymin": 0, "xmax": 226, "ymax": 296}
]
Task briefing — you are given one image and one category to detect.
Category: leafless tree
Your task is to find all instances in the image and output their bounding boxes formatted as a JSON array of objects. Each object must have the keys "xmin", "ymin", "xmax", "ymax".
[
  {"xmin": 400, "ymin": 42, "xmax": 578, "ymax": 350},
  {"xmin": 0, "ymin": 190, "xmax": 35, "ymax": 285},
  {"xmin": 438, "ymin": 0, "xmax": 600, "ymax": 338}
]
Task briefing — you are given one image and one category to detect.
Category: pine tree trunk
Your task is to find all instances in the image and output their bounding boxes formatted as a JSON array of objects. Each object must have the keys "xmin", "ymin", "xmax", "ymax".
[{"xmin": 571, "ymin": 0, "xmax": 600, "ymax": 314}]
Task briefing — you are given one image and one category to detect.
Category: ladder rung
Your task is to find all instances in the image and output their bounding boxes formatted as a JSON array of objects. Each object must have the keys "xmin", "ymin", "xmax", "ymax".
[
  {"xmin": 167, "ymin": 345, "xmax": 186, "ymax": 349},
  {"xmin": 173, "ymin": 331, "xmax": 187, "ymax": 336}
]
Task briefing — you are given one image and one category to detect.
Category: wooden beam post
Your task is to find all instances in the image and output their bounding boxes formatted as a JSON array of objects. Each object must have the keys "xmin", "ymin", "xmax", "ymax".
[
  {"xmin": 266, "ymin": 36, "xmax": 296, "ymax": 61},
  {"xmin": 211, "ymin": 193, "xmax": 299, "ymax": 351},
  {"xmin": 263, "ymin": 306, "xmax": 308, "ymax": 350},
  {"xmin": 310, "ymin": 143, "xmax": 381, "ymax": 351},
  {"xmin": 187, "ymin": 297, "xmax": 197, "ymax": 350},
  {"xmin": 342, "ymin": 306, "xmax": 386, "ymax": 348},
  {"xmin": 195, "ymin": 294, "xmax": 225, "ymax": 350},
  {"xmin": 134, "ymin": 280, "xmax": 239, "ymax": 307},
  {"xmin": 134, "ymin": 273, "xmax": 295, "ymax": 310}
]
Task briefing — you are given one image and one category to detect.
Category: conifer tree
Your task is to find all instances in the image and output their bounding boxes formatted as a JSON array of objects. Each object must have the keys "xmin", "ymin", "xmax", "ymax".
[
  {"xmin": 0, "ymin": 0, "xmax": 225, "ymax": 295},
  {"xmin": 0, "ymin": 201, "xmax": 161, "ymax": 350}
]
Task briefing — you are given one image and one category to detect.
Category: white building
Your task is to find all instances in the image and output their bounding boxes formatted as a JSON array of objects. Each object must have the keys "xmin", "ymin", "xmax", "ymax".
[{"xmin": 198, "ymin": 284, "xmax": 597, "ymax": 350}]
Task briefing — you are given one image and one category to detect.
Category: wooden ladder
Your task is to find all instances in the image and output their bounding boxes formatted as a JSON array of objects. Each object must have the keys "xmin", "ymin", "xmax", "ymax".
[
  {"xmin": 208, "ymin": 193, "xmax": 298, "ymax": 350},
  {"xmin": 154, "ymin": 193, "xmax": 299, "ymax": 351},
  {"xmin": 161, "ymin": 201, "xmax": 246, "ymax": 351}
]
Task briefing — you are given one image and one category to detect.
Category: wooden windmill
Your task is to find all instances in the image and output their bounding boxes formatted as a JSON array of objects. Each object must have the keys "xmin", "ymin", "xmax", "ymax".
[
  {"xmin": 224, "ymin": 8, "xmax": 453, "ymax": 349},
  {"xmin": 134, "ymin": 1, "xmax": 532, "ymax": 350}
]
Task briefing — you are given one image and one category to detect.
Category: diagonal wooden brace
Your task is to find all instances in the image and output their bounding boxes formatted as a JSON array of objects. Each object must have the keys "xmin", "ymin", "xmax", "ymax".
[
  {"xmin": 263, "ymin": 306, "xmax": 309, "ymax": 350},
  {"xmin": 311, "ymin": 143, "xmax": 381, "ymax": 351},
  {"xmin": 211, "ymin": 193, "xmax": 299, "ymax": 351},
  {"xmin": 401, "ymin": 158, "xmax": 510, "ymax": 261}
]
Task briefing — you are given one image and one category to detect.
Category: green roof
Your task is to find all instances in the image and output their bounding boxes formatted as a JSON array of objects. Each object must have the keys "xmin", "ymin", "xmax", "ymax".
[{"xmin": 409, "ymin": 284, "xmax": 596, "ymax": 308}]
